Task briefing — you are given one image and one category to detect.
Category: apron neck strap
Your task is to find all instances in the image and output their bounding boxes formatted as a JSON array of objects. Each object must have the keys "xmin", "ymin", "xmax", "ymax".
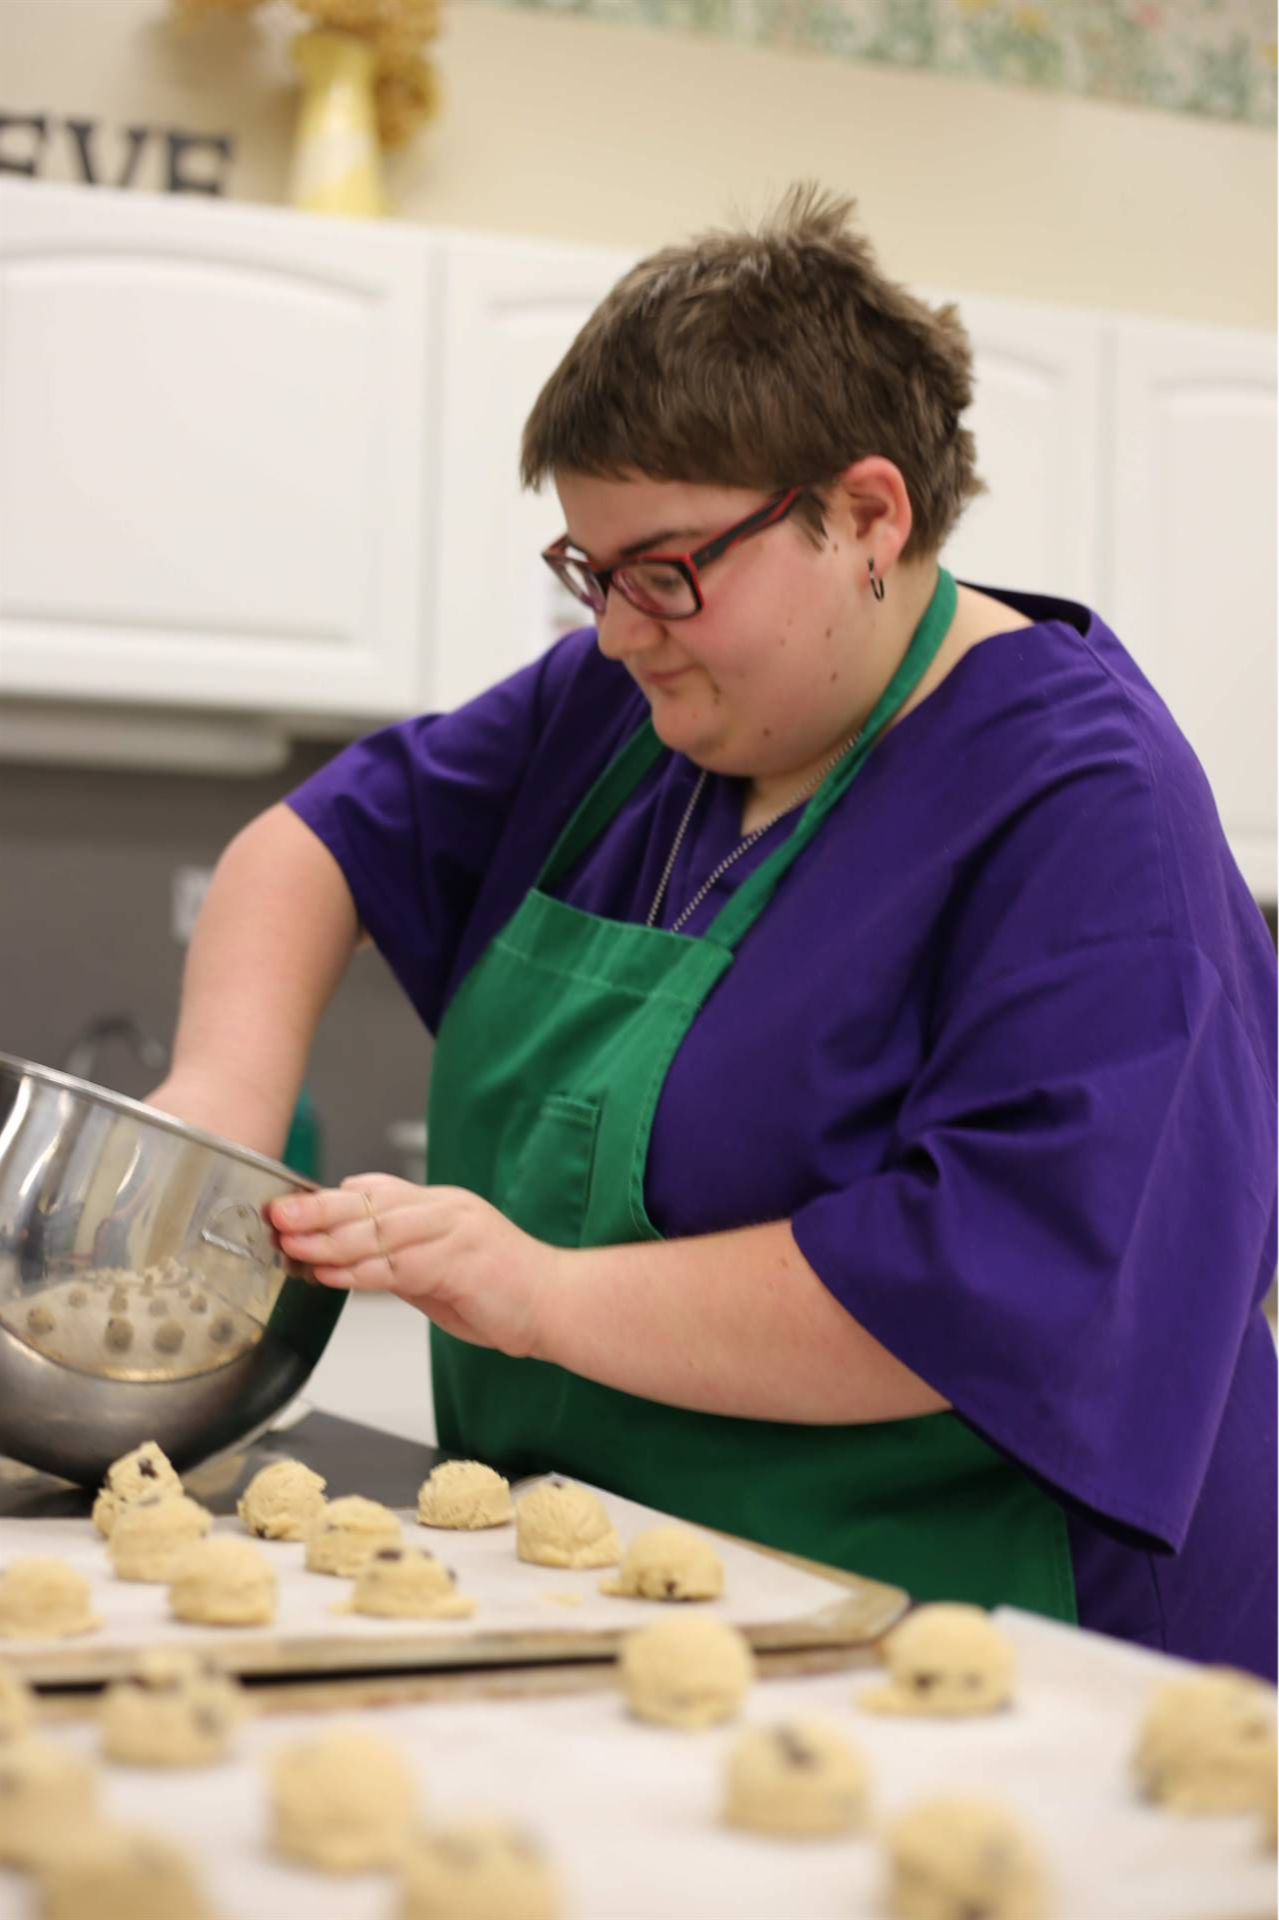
[
  {"xmin": 542, "ymin": 716, "xmax": 666, "ymax": 887},
  {"xmin": 541, "ymin": 567, "xmax": 958, "ymax": 927}
]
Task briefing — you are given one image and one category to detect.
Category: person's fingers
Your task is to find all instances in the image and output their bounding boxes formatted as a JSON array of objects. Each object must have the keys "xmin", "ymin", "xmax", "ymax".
[{"xmin": 268, "ymin": 1186, "xmax": 368, "ymax": 1234}]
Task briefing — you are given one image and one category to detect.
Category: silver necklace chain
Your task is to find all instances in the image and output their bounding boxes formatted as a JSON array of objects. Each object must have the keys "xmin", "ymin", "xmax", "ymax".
[{"xmin": 646, "ymin": 727, "xmax": 864, "ymax": 935}]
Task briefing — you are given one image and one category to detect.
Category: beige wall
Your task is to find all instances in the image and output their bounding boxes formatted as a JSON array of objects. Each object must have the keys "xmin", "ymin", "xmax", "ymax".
[{"xmin": 2, "ymin": 0, "xmax": 1274, "ymax": 328}]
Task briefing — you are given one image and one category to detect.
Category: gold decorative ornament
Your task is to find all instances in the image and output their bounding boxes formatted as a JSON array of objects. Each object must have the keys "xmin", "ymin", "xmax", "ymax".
[{"xmin": 167, "ymin": 0, "xmax": 443, "ymax": 215}]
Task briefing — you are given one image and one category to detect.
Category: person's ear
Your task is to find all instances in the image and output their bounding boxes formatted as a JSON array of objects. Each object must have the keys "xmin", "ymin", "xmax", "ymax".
[{"xmin": 827, "ymin": 458, "xmax": 912, "ymax": 574}]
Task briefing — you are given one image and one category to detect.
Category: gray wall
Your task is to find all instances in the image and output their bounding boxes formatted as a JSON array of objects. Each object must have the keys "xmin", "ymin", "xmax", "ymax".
[{"xmin": 0, "ymin": 748, "xmax": 431, "ymax": 1185}]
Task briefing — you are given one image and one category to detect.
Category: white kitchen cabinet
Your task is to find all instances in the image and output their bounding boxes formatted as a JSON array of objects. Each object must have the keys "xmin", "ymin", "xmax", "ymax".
[
  {"xmin": 0, "ymin": 184, "xmax": 1272, "ymax": 893},
  {"xmin": 936, "ymin": 293, "xmax": 1104, "ymax": 605},
  {"xmin": 0, "ymin": 178, "xmax": 436, "ymax": 719},
  {"xmin": 426, "ymin": 232, "xmax": 637, "ymax": 712},
  {"xmin": 1109, "ymin": 320, "xmax": 1276, "ymax": 898}
]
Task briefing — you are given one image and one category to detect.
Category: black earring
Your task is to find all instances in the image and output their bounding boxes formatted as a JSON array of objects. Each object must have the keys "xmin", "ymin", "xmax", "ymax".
[{"xmin": 868, "ymin": 557, "xmax": 886, "ymax": 602}]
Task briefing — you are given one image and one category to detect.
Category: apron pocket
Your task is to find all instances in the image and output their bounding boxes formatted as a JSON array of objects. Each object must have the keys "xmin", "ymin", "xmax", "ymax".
[{"xmin": 502, "ymin": 1093, "xmax": 601, "ymax": 1248}]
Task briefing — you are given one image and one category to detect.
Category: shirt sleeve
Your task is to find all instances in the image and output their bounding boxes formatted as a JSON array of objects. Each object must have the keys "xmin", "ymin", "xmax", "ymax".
[
  {"xmin": 790, "ymin": 932, "xmax": 1277, "ymax": 1553},
  {"xmin": 286, "ymin": 629, "xmax": 601, "ymax": 1033}
]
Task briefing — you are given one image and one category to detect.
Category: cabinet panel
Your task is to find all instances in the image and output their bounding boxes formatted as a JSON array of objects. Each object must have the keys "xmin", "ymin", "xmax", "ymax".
[
  {"xmin": 428, "ymin": 235, "xmax": 636, "ymax": 713},
  {"xmin": 1110, "ymin": 322, "xmax": 1276, "ymax": 896},
  {"xmin": 933, "ymin": 294, "xmax": 1103, "ymax": 605},
  {"xmin": 0, "ymin": 181, "xmax": 435, "ymax": 718}
]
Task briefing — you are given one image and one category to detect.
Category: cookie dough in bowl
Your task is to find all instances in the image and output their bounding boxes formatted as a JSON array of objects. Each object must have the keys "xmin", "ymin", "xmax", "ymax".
[
  {"xmin": 107, "ymin": 1494, "xmax": 213, "ymax": 1583},
  {"xmin": 0, "ymin": 1558, "xmax": 98, "ymax": 1639},
  {"xmin": 1134, "ymin": 1666, "xmax": 1278, "ymax": 1813},
  {"xmin": 400, "ymin": 1820, "xmax": 561, "ymax": 1920},
  {"xmin": 884, "ymin": 1795, "xmax": 1046, "ymax": 1920},
  {"xmin": 724, "ymin": 1719, "xmax": 870, "ymax": 1837},
  {"xmin": 417, "ymin": 1459, "xmax": 513, "ymax": 1530},
  {"xmin": 348, "ymin": 1547, "xmax": 476, "ymax": 1621},
  {"xmin": 860, "ymin": 1604, "xmax": 1015, "ymax": 1717},
  {"xmin": 37, "ymin": 1824, "xmax": 214, "ymax": 1920},
  {"xmin": 100, "ymin": 1648, "xmax": 246, "ymax": 1765},
  {"xmin": 601, "ymin": 1526, "xmax": 723, "ymax": 1602},
  {"xmin": 305, "ymin": 1494, "xmax": 402, "ymax": 1575},
  {"xmin": 0, "ymin": 1737, "xmax": 98, "ymax": 1867},
  {"xmin": 621, "ymin": 1615, "xmax": 755, "ymax": 1729},
  {"xmin": 169, "ymin": 1538, "xmax": 277, "ymax": 1627},
  {"xmin": 92, "ymin": 1440, "xmax": 183, "ymax": 1538},
  {"xmin": 271, "ymin": 1727, "xmax": 418, "ymax": 1871},
  {"xmin": 515, "ymin": 1478, "xmax": 620, "ymax": 1570},
  {"xmin": 237, "ymin": 1458, "xmax": 327, "ymax": 1541}
]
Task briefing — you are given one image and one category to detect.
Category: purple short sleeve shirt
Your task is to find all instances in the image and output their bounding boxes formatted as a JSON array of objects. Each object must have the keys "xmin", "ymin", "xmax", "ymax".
[{"xmin": 289, "ymin": 587, "xmax": 1278, "ymax": 1678}]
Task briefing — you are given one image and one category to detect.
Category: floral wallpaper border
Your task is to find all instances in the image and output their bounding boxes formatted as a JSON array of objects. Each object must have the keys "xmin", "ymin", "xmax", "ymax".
[{"xmin": 473, "ymin": 0, "xmax": 1277, "ymax": 128}]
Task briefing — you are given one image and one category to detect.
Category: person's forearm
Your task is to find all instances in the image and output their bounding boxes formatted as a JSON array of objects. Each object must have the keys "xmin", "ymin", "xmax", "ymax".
[
  {"xmin": 533, "ymin": 1220, "xmax": 949, "ymax": 1424},
  {"xmin": 150, "ymin": 805, "xmax": 359, "ymax": 1158}
]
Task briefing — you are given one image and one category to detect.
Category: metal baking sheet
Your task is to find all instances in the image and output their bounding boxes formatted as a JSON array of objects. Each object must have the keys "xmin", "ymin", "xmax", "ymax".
[{"xmin": 0, "ymin": 1463, "xmax": 907, "ymax": 1684}]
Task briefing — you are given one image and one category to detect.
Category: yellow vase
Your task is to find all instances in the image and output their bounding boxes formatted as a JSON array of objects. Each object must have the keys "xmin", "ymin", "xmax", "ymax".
[{"xmin": 288, "ymin": 28, "xmax": 386, "ymax": 219}]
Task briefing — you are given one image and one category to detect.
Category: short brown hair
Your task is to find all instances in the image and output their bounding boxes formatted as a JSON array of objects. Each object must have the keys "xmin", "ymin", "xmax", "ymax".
[{"xmin": 521, "ymin": 184, "xmax": 984, "ymax": 559}]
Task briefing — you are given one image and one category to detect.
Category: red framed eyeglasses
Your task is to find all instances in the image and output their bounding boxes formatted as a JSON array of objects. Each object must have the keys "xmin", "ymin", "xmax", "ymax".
[{"xmin": 541, "ymin": 487, "xmax": 803, "ymax": 621}]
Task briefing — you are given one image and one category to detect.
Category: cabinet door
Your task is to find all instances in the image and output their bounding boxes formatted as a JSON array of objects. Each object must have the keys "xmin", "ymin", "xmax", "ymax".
[
  {"xmin": 1110, "ymin": 321, "xmax": 1276, "ymax": 898},
  {"xmin": 0, "ymin": 180, "xmax": 434, "ymax": 719},
  {"xmin": 931, "ymin": 293, "xmax": 1104, "ymax": 605},
  {"xmin": 429, "ymin": 235, "xmax": 635, "ymax": 713}
]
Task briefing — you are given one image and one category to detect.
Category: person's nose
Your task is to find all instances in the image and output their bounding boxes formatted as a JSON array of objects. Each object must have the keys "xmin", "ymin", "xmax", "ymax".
[{"xmin": 593, "ymin": 588, "xmax": 664, "ymax": 662}]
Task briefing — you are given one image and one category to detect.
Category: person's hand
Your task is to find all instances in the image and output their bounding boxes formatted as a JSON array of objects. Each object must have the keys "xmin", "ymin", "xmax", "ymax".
[{"xmin": 266, "ymin": 1174, "xmax": 564, "ymax": 1358}]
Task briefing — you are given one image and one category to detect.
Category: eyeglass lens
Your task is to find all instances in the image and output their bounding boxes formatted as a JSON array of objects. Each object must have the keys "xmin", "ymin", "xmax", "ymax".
[{"xmin": 554, "ymin": 555, "xmax": 697, "ymax": 620}]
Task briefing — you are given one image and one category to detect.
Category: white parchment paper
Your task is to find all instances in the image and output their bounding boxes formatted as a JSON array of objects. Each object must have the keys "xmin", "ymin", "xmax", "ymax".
[
  {"xmin": 0, "ymin": 1480, "xmax": 865, "ymax": 1665},
  {"xmin": 0, "ymin": 1610, "xmax": 1271, "ymax": 1919}
]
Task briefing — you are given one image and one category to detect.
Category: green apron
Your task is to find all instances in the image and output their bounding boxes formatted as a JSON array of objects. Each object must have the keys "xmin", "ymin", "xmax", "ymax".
[{"xmin": 428, "ymin": 570, "xmax": 1076, "ymax": 1621}]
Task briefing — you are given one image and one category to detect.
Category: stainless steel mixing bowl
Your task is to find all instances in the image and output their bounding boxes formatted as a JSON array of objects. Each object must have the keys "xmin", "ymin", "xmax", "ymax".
[{"xmin": 0, "ymin": 1050, "xmax": 344, "ymax": 1486}]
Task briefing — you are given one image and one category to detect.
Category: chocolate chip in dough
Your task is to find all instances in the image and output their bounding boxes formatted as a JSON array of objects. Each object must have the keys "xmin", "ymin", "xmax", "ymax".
[
  {"xmin": 104, "ymin": 1317, "xmax": 134, "ymax": 1353},
  {"xmin": 772, "ymin": 1725, "xmax": 817, "ymax": 1768},
  {"xmin": 208, "ymin": 1315, "xmax": 235, "ymax": 1346}
]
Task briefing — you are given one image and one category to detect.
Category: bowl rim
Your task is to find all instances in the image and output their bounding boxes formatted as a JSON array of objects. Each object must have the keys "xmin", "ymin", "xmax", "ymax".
[{"xmin": 0, "ymin": 1050, "xmax": 319, "ymax": 1191}]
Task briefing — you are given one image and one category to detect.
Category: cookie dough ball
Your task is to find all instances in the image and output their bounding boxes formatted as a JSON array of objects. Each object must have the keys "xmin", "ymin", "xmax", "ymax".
[
  {"xmin": 101, "ymin": 1648, "xmax": 245, "ymax": 1766},
  {"xmin": 884, "ymin": 1795, "xmax": 1046, "ymax": 1920},
  {"xmin": 0, "ymin": 1737, "xmax": 97, "ymax": 1867},
  {"xmin": 1134, "ymin": 1666, "xmax": 1278, "ymax": 1813},
  {"xmin": 271, "ymin": 1727, "xmax": 417, "ymax": 1871},
  {"xmin": 724, "ymin": 1719, "xmax": 870, "ymax": 1837},
  {"xmin": 169, "ymin": 1538, "xmax": 276, "ymax": 1627},
  {"xmin": 107, "ymin": 1494, "xmax": 213, "ymax": 1583},
  {"xmin": 1261, "ymin": 1738, "xmax": 1278, "ymax": 1850},
  {"xmin": 621, "ymin": 1615, "xmax": 755, "ymax": 1730},
  {"xmin": 400, "ymin": 1820, "xmax": 560, "ymax": 1920},
  {"xmin": 0, "ymin": 1558, "xmax": 98, "ymax": 1640},
  {"xmin": 601, "ymin": 1526, "xmax": 723, "ymax": 1602},
  {"xmin": 417, "ymin": 1459, "xmax": 513, "ymax": 1530},
  {"xmin": 0, "ymin": 1662, "xmax": 35, "ymax": 1739},
  {"xmin": 305, "ymin": 1495, "xmax": 402, "ymax": 1576},
  {"xmin": 38, "ymin": 1824, "xmax": 214, "ymax": 1920},
  {"xmin": 92, "ymin": 1440, "xmax": 183, "ymax": 1537},
  {"xmin": 861, "ymin": 1604, "xmax": 1015, "ymax": 1718},
  {"xmin": 237, "ymin": 1458, "xmax": 327, "ymax": 1541},
  {"xmin": 515, "ymin": 1479, "xmax": 620, "ymax": 1570},
  {"xmin": 349, "ymin": 1547, "xmax": 476, "ymax": 1621}
]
